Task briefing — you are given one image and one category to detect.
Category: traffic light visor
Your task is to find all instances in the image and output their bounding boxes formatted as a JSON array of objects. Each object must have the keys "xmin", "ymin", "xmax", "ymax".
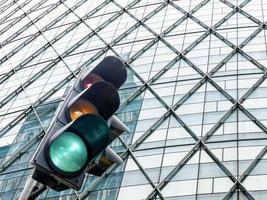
[
  {"xmin": 67, "ymin": 81, "xmax": 119, "ymax": 121},
  {"xmin": 82, "ymin": 56, "xmax": 127, "ymax": 89}
]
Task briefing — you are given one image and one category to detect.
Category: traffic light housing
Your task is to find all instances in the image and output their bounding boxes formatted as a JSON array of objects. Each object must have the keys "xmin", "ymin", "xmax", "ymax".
[{"xmin": 31, "ymin": 56, "xmax": 128, "ymax": 191}]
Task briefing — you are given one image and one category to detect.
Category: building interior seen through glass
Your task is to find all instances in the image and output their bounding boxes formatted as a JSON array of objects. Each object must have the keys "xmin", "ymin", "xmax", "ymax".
[{"xmin": 0, "ymin": 0, "xmax": 267, "ymax": 199}]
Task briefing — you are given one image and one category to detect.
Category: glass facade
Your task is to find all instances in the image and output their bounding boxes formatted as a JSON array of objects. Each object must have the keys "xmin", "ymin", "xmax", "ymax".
[{"xmin": 0, "ymin": 0, "xmax": 267, "ymax": 199}]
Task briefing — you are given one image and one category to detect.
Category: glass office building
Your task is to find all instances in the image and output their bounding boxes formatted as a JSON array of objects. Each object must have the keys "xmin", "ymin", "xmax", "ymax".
[{"xmin": 0, "ymin": 0, "xmax": 267, "ymax": 199}]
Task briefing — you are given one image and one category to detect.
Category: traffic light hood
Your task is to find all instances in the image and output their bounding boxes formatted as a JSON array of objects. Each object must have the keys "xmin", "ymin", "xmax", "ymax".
[
  {"xmin": 67, "ymin": 81, "xmax": 120, "ymax": 121},
  {"xmin": 81, "ymin": 56, "xmax": 127, "ymax": 89}
]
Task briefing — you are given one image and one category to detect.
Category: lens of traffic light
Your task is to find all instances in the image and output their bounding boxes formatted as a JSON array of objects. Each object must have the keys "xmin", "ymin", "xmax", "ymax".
[
  {"xmin": 48, "ymin": 131, "xmax": 88, "ymax": 174},
  {"xmin": 68, "ymin": 99, "xmax": 98, "ymax": 121},
  {"xmin": 81, "ymin": 73, "xmax": 103, "ymax": 89}
]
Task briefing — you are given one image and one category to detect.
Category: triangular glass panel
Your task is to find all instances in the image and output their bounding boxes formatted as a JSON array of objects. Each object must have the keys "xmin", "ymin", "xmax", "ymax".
[
  {"xmin": 205, "ymin": 108, "xmax": 267, "ymax": 177},
  {"xmin": 205, "ymin": 137, "xmax": 235, "ymax": 178},
  {"xmin": 216, "ymin": 11, "xmax": 259, "ymax": 45},
  {"xmin": 96, "ymin": 1, "xmax": 121, "ymax": 16},
  {"xmin": 129, "ymin": 57, "xmax": 153, "ymax": 82},
  {"xmin": 130, "ymin": 25, "xmax": 156, "ymax": 48},
  {"xmin": 71, "ymin": 33, "xmax": 106, "ymax": 55},
  {"xmin": 133, "ymin": 119, "xmax": 169, "ymax": 151},
  {"xmin": 242, "ymin": 0, "xmax": 265, "ymax": 22},
  {"xmin": 241, "ymin": 74, "xmax": 267, "ymax": 128},
  {"xmin": 100, "ymin": 1, "xmax": 120, "ymax": 15},
  {"xmin": 112, "ymin": 40, "xmax": 132, "ymax": 55},
  {"xmin": 115, "ymin": 26, "xmax": 156, "ymax": 61},
  {"xmin": 134, "ymin": 114, "xmax": 196, "ymax": 152},
  {"xmin": 151, "ymin": 56, "xmax": 202, "ymax": 88},
  {"xmin": 128, "ymin": 2, "xmax": 162, "ymax": 21},
  {"xmin": 164, "ymin": 17, "xmax": 206, "ymax": 52},
  {"xmin": 118, "ymin": 52, "xmax": 144, "ymax": 90},
  {"xmin": 160, "ymin": 143, "xmax": 200, "ymax": 183},
  {"xmin": 161, "ymin": 5, "xmax": 185, "ymax": 33},
  {"xmin": 207, "ymin": 109, "xmax": 267, "ymax": 142},
  {"xmin": 131, "ymin": 147, "xmax": 164, "ymax": 183},
  {"xmin": 185, "ymin": 33, "xmax": 232, "ymax": 73},
  {"xmin": 0, "ymin": 104, "xmax": 31, "ymax": 134},
  {"xmin": 150, "ymin": 82, "xmax": 176, "ymax": 107},
  {"xmin": 27, "ymin": 44, "xmax": 59, "ymax": 63},
  {"xmin": 217, "ymin": 11, "xmax": 238, "ymax": 29},
  {"xmin": 192, "ymin": 0, "xmax": 233, "ymax": 27},
  {"xmin": 211, "ymin": 52, "xmax": 263, "ymax": 100},
  {"xmin": 238, "ymin": 141, "xmax": 267, "ymax": 177},
  {"xmin": 144, "ymin": 5, "xmax": 168, "ymax": 34},
  {"xmin": 22, "ymin": 64, "xmax": 71, "ymax": 103},
  {"xmin": 237, "ymin": 16, "xmax": 260, "ymax": 45},
  {"xmin": 130, "ymin": 89, "xmax": 169, "ymax": 143},
  {"xmin": 117, "ymin": 154, "xmax": 155, "ymax": 200},
  {"xmin": 242, "ymin": 29, "xmax": 267, "ymax": 67},
  {"xmin": 119, "ymin": 80, "xmax": 143, "ymax": 103},
  {"xmin": 161, "ymin": 168, "xmax": 198, "ymax": 198},
  {"xmin": 0, "ymin": 86, "xmax": 32, "ymax": 114},
  {"xmin": 166, "ymin": 115, "xmax": 197, "ymax": 146},
  {"xmin": 160, "ymin": 146, "xmax": 235, "ymax": 198},
  {"xmin": 109, "ymin": 13, "xmax": 138, "ymax": 43},
  {"xmin": 113, "ymin": 0, "xmax": 135, "ymax": 8},
  {"xmin": 38, "ymin": 79, "xmax": 69, "ymax": 105},
  {"xmin": 32, "ymin": 102, "xmax": 59, "ymax": 130},
  {"xmin": 55, "ymin": 25, "xmax": 90, "ymax": 55},
  {"xmin": 131, "ymin": 40, "xmax": 177, "ymax": 81},
  {"xmin": 86, "ymin": 11, "xmax": 117, "ymax": 30},
  {"xmin": 242, "ymin": 150, "xmax": 267, "ymax": 199},
  {"xmin": 174, "ymin": 81, "xmax": 233, "ymax": 138},
  {"xmin": 213, "ymin": 52, "xmax": 263, "ymax": 76},
  {"xmin": 172, "ymin": 77, "xmax": 202, "ymax": 105},
  {"xmin": 98, "ymin": 12, "xmax": 138, "ymax": 44},
  {"xmin": 147, "ymin": 41, "xmax": 177, "ymax": 80},
  {"xmin": 196, "ymin": 149, "xmax": 235, "ymax": 198},
  {"xmin": 145, "ymin": 4, "xmax": 184, "ymax": 34}
]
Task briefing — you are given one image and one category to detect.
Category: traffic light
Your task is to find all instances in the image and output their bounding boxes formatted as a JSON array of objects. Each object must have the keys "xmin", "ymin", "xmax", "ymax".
[{"xmin": 31, "ymin": 56, "xmax": 128, "ymax": 191}]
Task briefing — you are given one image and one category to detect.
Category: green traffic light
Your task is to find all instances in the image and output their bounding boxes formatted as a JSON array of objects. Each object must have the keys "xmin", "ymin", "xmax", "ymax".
[{"xmin": 48, "ymin": 131, "xmax": 88, "ymax": 173}]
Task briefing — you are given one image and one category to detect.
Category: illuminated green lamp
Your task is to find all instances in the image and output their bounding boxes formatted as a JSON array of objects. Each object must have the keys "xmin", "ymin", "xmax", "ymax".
[
  {"xmin": 46, "ymin": 114, "xmax": 109, "ymax": 176},
  {"xmin": 48, "ymin": 131, "xmax": 87, "ymax": 173}
]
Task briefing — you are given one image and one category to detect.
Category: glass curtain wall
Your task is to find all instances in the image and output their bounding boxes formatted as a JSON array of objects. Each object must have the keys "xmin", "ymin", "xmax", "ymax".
[{"xmin": 0, "ymin": 0, "xmax": 267, "ymax": 199}]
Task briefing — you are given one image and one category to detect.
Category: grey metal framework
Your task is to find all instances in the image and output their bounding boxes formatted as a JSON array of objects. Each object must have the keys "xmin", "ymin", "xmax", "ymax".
[{"xmin": 0, "ymin": 0, "xmax": 267, "ymax": 199}]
